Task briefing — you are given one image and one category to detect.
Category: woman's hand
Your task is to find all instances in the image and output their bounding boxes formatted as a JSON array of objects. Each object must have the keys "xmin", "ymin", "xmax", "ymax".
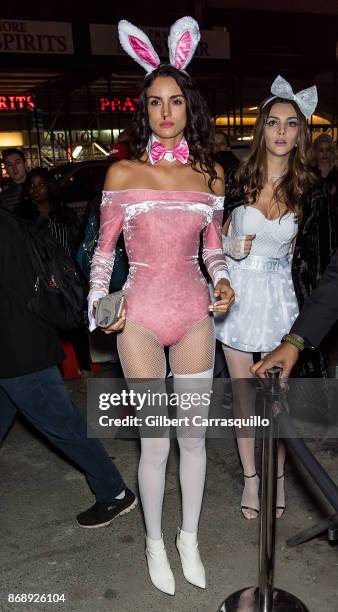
[
  {"xmin": 222, "ymin": 234, "xmax": 256, "ymax": 259},
  {"xmin": 209, "ymin": 279, "xmax": 235, "ymax": 313},
  {"xmin": 93, "ymin": 301, "xmax": 126, "ymax": 334}
]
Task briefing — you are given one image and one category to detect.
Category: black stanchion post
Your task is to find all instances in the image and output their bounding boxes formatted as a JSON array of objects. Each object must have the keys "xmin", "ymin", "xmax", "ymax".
[
  {"xmin": 258, "ymin": 368, "xmax": 279, "ymax": 611},
  {"xmin": 217, "ymin": 369, "xmax": 309, "ymax": 612}
]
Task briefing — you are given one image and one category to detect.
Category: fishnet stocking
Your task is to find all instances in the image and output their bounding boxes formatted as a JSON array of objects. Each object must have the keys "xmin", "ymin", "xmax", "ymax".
[
  {"xmin": 117, "ymin": 320, "xmax": 167, "ymax": 379},
  {"xmin": 169, "ymin": 316, "xmax": 215, "ymax": 375},
  {"xmin": 117, "ymin": 317, "xmax": 215, "ymax": 538}
]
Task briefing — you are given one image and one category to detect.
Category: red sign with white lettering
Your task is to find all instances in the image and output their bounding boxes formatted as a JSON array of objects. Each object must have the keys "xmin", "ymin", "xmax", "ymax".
[
  {"xmin": 100, "ymin": 97, "xmax": 139, "ymax": 112},
  {"xmin": 0, "ymin": 95, "xmax": 35, "ymax": 111}
]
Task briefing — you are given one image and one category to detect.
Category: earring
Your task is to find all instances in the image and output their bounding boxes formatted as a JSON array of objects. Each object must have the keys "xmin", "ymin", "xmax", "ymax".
[{"xmin": 295, "ymin": 143, "xmax": 298, "ymax": 148}]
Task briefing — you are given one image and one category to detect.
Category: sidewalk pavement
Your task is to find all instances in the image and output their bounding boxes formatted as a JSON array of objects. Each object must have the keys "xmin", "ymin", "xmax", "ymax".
[{"xmin": 0, "ymin": 373, "xmax": 337, "ymax": 612}]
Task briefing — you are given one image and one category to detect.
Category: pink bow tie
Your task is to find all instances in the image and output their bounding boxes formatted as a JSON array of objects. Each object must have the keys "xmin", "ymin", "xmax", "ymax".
[{"xmin": 149, "ymin": 139, "xmax": 189, "ymax": 164}]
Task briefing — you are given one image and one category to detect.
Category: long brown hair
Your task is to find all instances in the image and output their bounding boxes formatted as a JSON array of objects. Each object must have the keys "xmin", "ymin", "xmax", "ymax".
[
  {"xmin": 129, "ymin": 64, "xmax": 218, "ymax": 191},
  {"xmin": 235, "ymin": 97, "xmax": 317, "ymax": 219}
]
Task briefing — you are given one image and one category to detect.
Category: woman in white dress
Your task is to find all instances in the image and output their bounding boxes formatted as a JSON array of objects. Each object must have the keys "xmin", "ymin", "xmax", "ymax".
[{"xmin": 215, "ymin": 76, "xmax": 319, "ymax": 519}]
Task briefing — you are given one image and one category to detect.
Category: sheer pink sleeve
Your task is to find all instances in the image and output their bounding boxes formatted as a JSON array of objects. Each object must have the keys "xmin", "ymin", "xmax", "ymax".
[
  {"xmin": 88, "ymin": 191, "xmax": 124, "ymax": 329},
  {"xmin": 202, "ymin": 201, "xmax": 229, "ymax": 286}
]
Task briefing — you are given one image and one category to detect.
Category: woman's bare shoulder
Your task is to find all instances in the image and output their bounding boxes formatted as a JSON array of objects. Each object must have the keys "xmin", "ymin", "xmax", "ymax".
[{"xmin": 104, "ymin": 159, "xmax": 141, "ymax": 190}]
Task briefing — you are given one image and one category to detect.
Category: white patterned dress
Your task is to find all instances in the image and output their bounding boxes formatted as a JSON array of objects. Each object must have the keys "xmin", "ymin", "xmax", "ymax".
[{"xmin": 214, "ymin": 205, "xmax": 299, "ymax": 353}]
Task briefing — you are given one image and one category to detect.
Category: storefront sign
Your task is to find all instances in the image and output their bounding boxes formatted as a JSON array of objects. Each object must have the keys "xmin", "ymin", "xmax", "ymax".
[
  {"xmin": 50, "ymin": 131, "xmax": 93, "ymax": 146},
  {"xmin": 100, "ymin": 97, "xmax": 139, "ymax": 112},
  {"xmin": 0, "ymin": 19, "xmax": 73, "ymax": 54},
  {"xmin": 0, "ymin": 95, "xmax": 35, "ymax": 110},
  {"xmin": 90, "ymin": 24, "xmax": 230, "ymax": 60}
]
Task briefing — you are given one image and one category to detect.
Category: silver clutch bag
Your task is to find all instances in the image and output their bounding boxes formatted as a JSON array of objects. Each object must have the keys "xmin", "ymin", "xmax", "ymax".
[{"xmin": 95, "ymin": 291, "xmax": 125, "ymax": 328}]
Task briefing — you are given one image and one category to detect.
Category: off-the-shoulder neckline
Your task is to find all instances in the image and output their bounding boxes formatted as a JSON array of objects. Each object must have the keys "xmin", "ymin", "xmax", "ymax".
[{"xmin": 102, "ymin": 188, "xmax": 224, "ymax": 199}]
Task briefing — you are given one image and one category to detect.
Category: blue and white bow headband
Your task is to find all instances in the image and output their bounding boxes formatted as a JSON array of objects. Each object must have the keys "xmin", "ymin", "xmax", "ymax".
[{"xmin": 262, "ymin": 75, "xmax": 318, "ymax": 118}]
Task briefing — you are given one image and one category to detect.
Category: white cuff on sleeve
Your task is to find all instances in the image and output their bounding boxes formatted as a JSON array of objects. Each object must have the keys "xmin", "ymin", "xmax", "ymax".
[{"xmin": 213, "ymin": 270, "xmax": 230, "ymax": 286}]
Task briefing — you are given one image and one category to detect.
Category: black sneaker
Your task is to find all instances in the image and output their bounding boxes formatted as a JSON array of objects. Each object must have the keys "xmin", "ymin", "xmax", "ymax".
[{"xmin": 76, "ymin": 488, "xmax": 138, "ymax": 528}]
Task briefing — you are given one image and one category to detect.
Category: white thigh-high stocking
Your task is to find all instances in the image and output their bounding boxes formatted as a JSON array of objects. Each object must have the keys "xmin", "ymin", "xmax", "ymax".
[
  {"xmin": 135, "ymin": 378, "xmax": 170, "ymax": 541},
  {"xmin": 135, "ymin": 379, "xmax": 174, "ymax": 595},
  {"xmin": 139, "ymin": 436, "xmax": 170, "ymax": 540},
  {"xmin": 172, "ymin": 368, "xmax": 213, "ymax": 589},
  {"xmin": 173, "ymin": 368, "xmax": 213, "ymax": 534}
]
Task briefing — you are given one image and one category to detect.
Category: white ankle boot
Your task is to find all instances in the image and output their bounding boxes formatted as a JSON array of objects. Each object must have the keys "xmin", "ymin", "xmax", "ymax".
[
  {"xmin": 145, "ymin": 534, "xmax": 175, "ymax": 595},
  {"xmin": 176, "ymin": 528, "xmax": 206, "ymax": 589}
]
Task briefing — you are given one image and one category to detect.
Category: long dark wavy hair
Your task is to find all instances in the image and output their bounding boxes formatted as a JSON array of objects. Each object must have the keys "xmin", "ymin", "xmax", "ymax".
[
  {"xmin": 129, "ymin": 64, "xmax": 218, "ymax": 190},
  {"xmin": 234, "ymin": 97, "xmax": 318, "ymax": 220}
]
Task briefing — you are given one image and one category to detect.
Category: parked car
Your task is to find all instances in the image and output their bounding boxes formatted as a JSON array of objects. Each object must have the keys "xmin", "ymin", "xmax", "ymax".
[{"xmin": 51, "ymin": 159, "xmax": 117, "ymax": 223}]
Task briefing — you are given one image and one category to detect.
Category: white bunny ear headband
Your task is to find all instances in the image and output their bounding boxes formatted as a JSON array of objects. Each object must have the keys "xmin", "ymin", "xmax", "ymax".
[
  {"xmin": 118, "ymin": 16, "xmax": 201, "ymax": 76},
  {"xmin": 261, "ymin": 75, "xmax": 318, "ymax": 118}
]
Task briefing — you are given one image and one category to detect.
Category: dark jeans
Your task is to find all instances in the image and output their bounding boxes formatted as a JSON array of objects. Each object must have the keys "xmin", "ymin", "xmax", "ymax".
[{"xmin": 0, "ymin": 365, "xmax": 125, "ymax": 503}]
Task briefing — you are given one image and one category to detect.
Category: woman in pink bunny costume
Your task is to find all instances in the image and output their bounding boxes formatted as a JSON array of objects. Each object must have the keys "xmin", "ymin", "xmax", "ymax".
[{"xmin": 88, "ymin": 17, "xmax": 234, "ymax": 596}]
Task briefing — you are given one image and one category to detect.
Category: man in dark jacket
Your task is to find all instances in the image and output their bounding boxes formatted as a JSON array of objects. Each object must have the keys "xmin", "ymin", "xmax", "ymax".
[
  {"xmin": 251, "ymin": 249, "xmax": 338, "ymax": 378},
  {"xmin": 0, "ymin": 209, "xmax": 137, "ymax": 527},
  {"xmin": 0, "ymin": 148, "xmax": 29, "ymax": 214}
]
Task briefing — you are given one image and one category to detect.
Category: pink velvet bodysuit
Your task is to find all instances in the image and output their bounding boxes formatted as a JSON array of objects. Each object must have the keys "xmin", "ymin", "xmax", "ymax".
[{"xmin": 89, "ymin": 189, "xmax": 229, "ymax": 346}]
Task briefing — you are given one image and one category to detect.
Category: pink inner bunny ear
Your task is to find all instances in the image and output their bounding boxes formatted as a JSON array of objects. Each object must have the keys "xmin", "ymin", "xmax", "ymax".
[
  {"xmin": 174, "ymin": 31, "xmax": 192, "ymax": 70},
  {"xmin": 129, "ymin": 35, "xmax": 159, "ymax": 69}
]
